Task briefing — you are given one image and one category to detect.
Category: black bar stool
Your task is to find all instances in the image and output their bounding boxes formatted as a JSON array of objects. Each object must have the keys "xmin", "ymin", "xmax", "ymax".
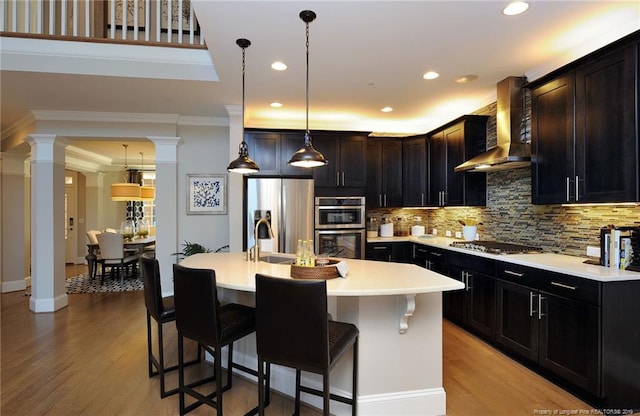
[
  {"xmin": 173, "ymin": 264, "xmax": 258, "ymax": 415},
  {"xmin": 254, "ymin": 274, "xmax": 359, "ymax": 416},
  {"xmin": 140, "ymin": 255, "xmax": 200, "ymax": 398}
]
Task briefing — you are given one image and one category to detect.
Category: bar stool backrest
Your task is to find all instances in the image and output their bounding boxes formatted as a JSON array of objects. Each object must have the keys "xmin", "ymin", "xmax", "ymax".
[{"xmin": 140, "ymin": 256, "xmax": 165, "ymax": 320}]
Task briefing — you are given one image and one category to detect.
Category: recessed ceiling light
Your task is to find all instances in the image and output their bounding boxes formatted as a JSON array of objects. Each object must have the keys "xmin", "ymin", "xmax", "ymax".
[
  {"xmin": 503, "ymin": 1, "xmax": 529, "ymax": 16},
  {"xmin": 270, "ymin": 102, "xmax": 283, "ymax": 108},
  {"xmin": 455, "ymin": 74, "xmax": 479, "ymax": 84},
  {"xmin": 422, "ymin": 71, "xmax": 439, "ymax": 80},
  {"xmin": 381, "ymin": 107, "xmax": 393, "ymax": 113},
  {"xmin": 271, "ymin": 61, "xmax": 287, "ymax": 71}
]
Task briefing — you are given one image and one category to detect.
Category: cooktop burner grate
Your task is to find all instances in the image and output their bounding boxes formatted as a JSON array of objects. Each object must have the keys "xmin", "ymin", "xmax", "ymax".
[{"xmin": 450, "ymin": 240, "xmax": 542, "ymax": 254}]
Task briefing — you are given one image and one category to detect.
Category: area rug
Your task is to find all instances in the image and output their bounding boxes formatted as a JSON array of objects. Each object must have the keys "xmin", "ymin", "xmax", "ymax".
[{"xmin": 65, "ymin": 273, "xmax": 144, "ymax": 294}]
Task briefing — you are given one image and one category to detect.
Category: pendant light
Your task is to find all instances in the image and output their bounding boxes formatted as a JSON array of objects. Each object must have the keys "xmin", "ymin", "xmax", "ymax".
[
  {"xmin": 111, "ymin": 144, "xmax": 141, "ymax": 201},
  {"xmin": 227, "ymin": 38, "xmax": 260, "ymax": 174},
  {"xmin": 139, "ymin": 152, "xmax": 155, "ymax": 201},
  {"xmin": 288, "ymin": 10, "xmax": 328, "ymax": 168}
]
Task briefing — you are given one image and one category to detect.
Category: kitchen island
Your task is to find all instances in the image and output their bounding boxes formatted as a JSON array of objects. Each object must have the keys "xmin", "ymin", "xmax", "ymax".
[{"xmin": 180, "ymin": 251, "xmax": 464, "ymax": 415}]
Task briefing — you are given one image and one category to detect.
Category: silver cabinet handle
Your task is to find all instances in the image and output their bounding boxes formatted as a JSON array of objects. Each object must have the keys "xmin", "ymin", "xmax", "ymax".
[
  {"xmin": 504, "ymin": 270, "xmax": 524, "ymax": 277},
  {"xmin": 421, "ymin": 193, "xmax": 424, "ymax": 206},
  {"xmin": 384, "ymin": 194, "xmax": 387, "ymax": 207},
  {"xmin": 575, "ymin": 175, "xmax": 579, "ymax": 202},
  {"xmin": 379, "ymin": 194, "xmax": 382, "ymax": 206},
  {"xmin": 342, "ymin": 172, "xmax": 345, "ymax": 186},
  {"xmin": 529, "ymin": 291, "xmax": 535, "ymax": 317},
  {"xmin": 373, "ymin": 246, "xmax": 387, "ymax": 250},
  {"xmin": 465, "ymin": 272, "xmax": 473, "ymax": 291},
  {"xmin": 566, "ymin": 177, "xmax": 570, "ymax": 202},
  {"xmin": 538, "ymin": 294, "xmax": 545, "ymax": 320},
  {"xmin": 430, "ymin": 252, "xmax": 442, "ymax": 257},
  {"xmin": 551, "ymin": 281, "xmax": 577, "ymax": 291}
]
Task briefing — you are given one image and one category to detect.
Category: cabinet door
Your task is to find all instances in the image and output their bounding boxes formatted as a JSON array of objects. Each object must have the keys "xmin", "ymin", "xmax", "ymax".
[
  {"xmin": 531, "ymin": 75, "xmax": 576, "ymax": 204},
  {"xmin": 428, "ymin": 132, "xmax": 446, "ymax": 206},
  {"xmin": 281, "ymin": 133, "xmax": 310, "ymax": 176},
  {"xmin": 495, "ymin": 279, "xmax": 539, "ymax": 362},
  {"xmin": 539, "ymin": 292, "xmax": 601, "ymax": 395},
  {"xmin": 575, "ymin": 45, "xmax": 638, "ymax": 203},
  {"xmin": 246, "ymin": 132, "xmax": 281, "ymax": 175},
  {"xmin": 366, "ymin": 141, "xmax": 383, "ymax": 207},
  {"xmin": 444, "ymin": 123, "xmax": 465, "ymax": 206},
  {"xmin": 365, "ymin": 243, "xmax": 391, "ymax": 262},
  {"xmin": 403, "ymin": 136, "xmax": 427, "ymax": 206},
  {"xmin": 312, "ymin": 135, "xmax": 340, "ymax": 187},
  {"xmin": 444, "ymin": 264, "xmax": 467, "ymax": 325},
  {"xmin": 467, "ymin": 271, "xmax": 496, "ymax": 339},
  {"xmin": 381, "ymin": 140, "xmax": 403, "ymax": 207},
  {"xmin": 340, "ymin": 135, "xmax": 367, "ymax": 187}
]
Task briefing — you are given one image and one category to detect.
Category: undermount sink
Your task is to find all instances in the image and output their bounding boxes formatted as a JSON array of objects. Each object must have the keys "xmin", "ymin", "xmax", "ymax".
[{"xmin": 259, "ymin": 254, "xmax": 295, "ymax": 264}]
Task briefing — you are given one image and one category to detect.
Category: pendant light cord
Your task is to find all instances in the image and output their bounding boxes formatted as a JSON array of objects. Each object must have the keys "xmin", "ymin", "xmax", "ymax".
[{"xmin": 305, "ymin": 19, "xmax": 310, "ymax": 137}]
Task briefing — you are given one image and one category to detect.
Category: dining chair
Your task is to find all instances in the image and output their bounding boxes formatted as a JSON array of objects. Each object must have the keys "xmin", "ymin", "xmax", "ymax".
[
  {"xmin": 254, "ymin": 274, "xmax": 359, "ymax": 416},
  {"xmin": 86, "ymin": 230, "xmax": 102, "ymax": 279},
  {"xmin": 96, "ymin": 232, "xmax": 139, "ymax": 285},
  {"xmin": 140, "ymin": 255, "xmax": 201, "ymax": 398},
  {"xmin": 173, "ymin": 264, "xmax": 259, "ymax": 415}
]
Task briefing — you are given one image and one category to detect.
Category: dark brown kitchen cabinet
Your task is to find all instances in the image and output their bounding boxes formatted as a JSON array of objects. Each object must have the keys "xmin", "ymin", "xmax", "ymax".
[
  {"xmin": 244, "ymin": 130, "xmax": 311, "ymax": 176},
  {"xmin": 365, "ymin": 242, "xmax": 411, "ymax": 263},
  {"xmin": 530, "ymin": 38, "xmax": 639, "ymax": 204},
  {"xmin": 313, "ymin": 133, "xmax": 367, "ymax": 194},
  {"xmin": 444, "ymin": 252, "xmax": 496, "ymax": 340},
  {"xmin": 412, "ymin": 244, "xmax": 447, "ymax": 274},
  {"xmin": 366, "ymin": 138, "xmax": 402, "ymax": 208},
  {"xmin": 427, "ymin": 115, "xmax": 488, "ymax": 207},
  {"xmin": 402, "ymin": 135, "xmax": 427, "ymax": 206}
]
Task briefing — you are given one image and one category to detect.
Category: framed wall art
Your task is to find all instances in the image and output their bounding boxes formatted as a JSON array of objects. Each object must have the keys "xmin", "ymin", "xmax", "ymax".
[{"xmin": 187, "ymin": 174, "xmax": 227, "ymax": 215}]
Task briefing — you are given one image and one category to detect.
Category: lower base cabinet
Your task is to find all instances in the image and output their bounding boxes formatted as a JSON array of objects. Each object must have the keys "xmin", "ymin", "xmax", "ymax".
[
  {"xmin": 495, "ymin": 279, "xmax": 600, "ymax": 395},
  {"xmin": 365, "ymin": 242, "xmax": 411, "ymax": 263}
]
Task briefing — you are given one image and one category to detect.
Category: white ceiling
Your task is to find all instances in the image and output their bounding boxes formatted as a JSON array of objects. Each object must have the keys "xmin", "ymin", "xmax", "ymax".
[{"xmin": 1, "ymin": 1, "xmax": 639, "ymax": 163}]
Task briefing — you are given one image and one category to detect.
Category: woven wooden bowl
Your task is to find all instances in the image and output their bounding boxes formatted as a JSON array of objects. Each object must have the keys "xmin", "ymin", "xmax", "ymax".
[{"xmin": 290, "ymin": 259, "xmax": 341, "ymax": 280}]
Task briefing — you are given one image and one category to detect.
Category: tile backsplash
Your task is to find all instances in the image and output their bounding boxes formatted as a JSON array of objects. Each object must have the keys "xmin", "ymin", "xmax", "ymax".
[{"xmin": 368, "ymin": 102, "xmax": 639, "ymax": 258}]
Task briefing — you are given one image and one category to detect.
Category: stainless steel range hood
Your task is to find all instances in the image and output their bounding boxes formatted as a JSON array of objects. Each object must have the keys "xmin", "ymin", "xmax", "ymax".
[{"xmin": 455, "ymin": 76, "xmax": 530, "ymax": 172}]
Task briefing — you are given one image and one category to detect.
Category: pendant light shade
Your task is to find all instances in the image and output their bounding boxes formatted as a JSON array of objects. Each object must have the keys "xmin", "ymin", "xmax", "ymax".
[
  {"xmin": 111, "ymin": 144, "xmax": 141, "ymax": 201},
  {"xmin": 139, "ymin": 152, "xmax": 155, "ymax": 201},
  {"xmin": 288, "ymin": 10, "xmax": 327, "ymax": 168},
  {"xmin": 228, "ymin": 38, "xmax": 260, "ymax": 174}
]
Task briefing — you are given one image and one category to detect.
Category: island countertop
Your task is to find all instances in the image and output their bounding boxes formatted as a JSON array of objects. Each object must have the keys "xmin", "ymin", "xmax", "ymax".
[{"xmin": 179, "ymin": 251, "xmax": 464, "ymax": 296}]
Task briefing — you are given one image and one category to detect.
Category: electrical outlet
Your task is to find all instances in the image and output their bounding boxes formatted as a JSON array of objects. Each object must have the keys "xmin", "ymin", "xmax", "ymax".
[
  {"xmin": 475, "ymin": 233, "xmax": 480, "ymax": 241},
  {"xmin": 445, "ymin": 230, "xmax": 452, "ymax": 237},
  {"xmin": 432, "ymin": 229, "xmax": 438, "ymax": 235},
  {"xmin": 455, "ymin": 231, "xmax": 462, "ymax": 238}
]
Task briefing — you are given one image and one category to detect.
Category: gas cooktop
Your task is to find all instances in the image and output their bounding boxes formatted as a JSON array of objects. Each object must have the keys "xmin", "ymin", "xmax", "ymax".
[{"xmin": 449, "ymin": 240, "xmax": 542, "ymax": 255}]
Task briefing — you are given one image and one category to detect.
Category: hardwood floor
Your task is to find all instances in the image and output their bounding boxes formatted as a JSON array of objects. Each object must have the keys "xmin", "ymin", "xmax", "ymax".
[{"xmin": 1, "ymin": 271, "xmax": 603, "ymax": 415}]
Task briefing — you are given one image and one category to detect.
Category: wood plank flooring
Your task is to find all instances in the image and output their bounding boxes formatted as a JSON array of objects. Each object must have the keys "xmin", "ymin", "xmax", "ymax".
[{"xmin": 1, "ymin": 266, "xmax": 605, "ymax": 415}]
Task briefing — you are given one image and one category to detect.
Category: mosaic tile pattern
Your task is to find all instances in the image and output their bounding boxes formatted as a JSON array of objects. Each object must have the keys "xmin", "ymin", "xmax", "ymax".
[{"xmin": 369, "ymin": 102, "xmax": 639, "ymax": 257}]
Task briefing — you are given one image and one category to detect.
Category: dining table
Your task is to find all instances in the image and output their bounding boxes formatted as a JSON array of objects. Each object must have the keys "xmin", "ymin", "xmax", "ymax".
[{"xmin": 86, "ymin": 236, "xmax": 156, "ymax": 279}]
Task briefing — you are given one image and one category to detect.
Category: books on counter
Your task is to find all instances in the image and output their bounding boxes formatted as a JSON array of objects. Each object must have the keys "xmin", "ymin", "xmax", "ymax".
[{"xmin": 601, "ymin": 227, "xmax": 636, "ymax": 270}]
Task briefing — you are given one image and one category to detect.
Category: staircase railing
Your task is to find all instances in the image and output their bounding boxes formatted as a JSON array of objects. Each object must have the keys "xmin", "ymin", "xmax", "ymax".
[{"xmin": 1, "ymin": 0, "xmax": 204, "ymax": 46}]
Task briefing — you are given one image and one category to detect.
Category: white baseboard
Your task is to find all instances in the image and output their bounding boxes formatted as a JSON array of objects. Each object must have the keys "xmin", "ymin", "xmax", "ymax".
[
  {"xmin": 1, "ymin": 279, "xmax": 27, "ymax": 293},
  {"xmin": 29, "ymin": 293, "xmax": 69, "ymax": 312}
]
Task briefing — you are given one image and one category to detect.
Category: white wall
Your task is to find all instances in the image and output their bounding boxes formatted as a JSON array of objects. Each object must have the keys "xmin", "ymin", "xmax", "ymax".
[{"xmin": 176, "ymin": 124, "xmax": 231, "ymax": 254}]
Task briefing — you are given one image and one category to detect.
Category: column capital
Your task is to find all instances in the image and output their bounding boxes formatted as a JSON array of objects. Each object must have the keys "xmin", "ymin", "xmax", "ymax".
[
  {"xmin": 147, "ymin": 136, "xmax": 181, "ymax": 163},
  {"xmin": 24, "ymin": 134, "xmax": 69, "ymax": 162}
]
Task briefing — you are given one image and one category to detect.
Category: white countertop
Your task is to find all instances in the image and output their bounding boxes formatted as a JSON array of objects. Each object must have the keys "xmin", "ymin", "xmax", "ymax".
[
  {"xmin": 368, "ymin": 235, "xmax": 640, "ymax": 282},
  {"xmin": 179, "ymin": 251, "xmax": 464, "ymax": 296}
]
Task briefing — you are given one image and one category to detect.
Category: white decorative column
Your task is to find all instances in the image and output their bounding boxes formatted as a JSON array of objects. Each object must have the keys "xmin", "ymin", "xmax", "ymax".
[
  {"xmin": 225, "ymin": 105, "xmax": 243, "ymax": 253},
  {"xmin": 25, "ymin": 134, "xmax": 68, "ymax": 312},
  {"xmin": 0, "ymin": 153, "xmax": 28, "ymax": 292},
  {"xmin": 148, "ymin": 136, "xmax": 181, "ymax": 296}
]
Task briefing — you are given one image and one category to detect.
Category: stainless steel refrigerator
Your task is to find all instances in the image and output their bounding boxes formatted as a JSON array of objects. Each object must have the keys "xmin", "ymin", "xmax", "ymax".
[{"xmin": 244, "ymin": 177, "xmax": 315, "ymax": 254}]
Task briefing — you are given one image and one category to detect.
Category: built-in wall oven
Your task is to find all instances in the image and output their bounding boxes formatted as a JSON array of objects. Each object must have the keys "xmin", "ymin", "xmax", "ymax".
[{"xmin": 314, "ymin": 197, "xmax": 366, "ymax": 259}]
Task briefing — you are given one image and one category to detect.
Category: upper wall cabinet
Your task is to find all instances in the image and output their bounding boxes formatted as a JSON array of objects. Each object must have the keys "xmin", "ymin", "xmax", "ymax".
[
  {"xmin": 244, "ymin": 130, "xmax": 310, "ymax": 177},
  {"xmin": 313, "ymin": 133, "xmax": 367, "ymax": 196},
  {"xmin": 530, "ymin": 33, "xmax": 639, "ymax": 204},
  {"xmin": 427, "ymin": 115, "xmax": 488, "ymax": 207},
  {"xmin": 366, "ymin": 138, "xmax": 403, "ymax": 208},
  {"xmin": 402, "ymin": 135, "xmax": 428, "ymax": 207}
]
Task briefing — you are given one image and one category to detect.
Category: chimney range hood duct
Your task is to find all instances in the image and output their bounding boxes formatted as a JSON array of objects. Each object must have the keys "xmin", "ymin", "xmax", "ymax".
[{"xmin": 455, "ymin": 76, "xmax": 530, "ymax": 172}]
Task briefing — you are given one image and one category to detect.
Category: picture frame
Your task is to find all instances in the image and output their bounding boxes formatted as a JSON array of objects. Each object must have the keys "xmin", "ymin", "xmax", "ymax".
[
  {"xmin": 108, "ymin": 0, "xmax": 200, "ymax": 35},
  {"xmin": 187, "ymin": 174, "xmax": 227, "ymax": 215}
]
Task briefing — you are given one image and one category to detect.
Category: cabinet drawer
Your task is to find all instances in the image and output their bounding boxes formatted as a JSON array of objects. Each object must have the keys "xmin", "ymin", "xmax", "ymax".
[
  {"xmin": 540, "ymin": 273, "xmax": 601, "ymax": 306},
  {"xmin": 498, "ymin": 262, "xmax": 601, "ymax": 305},
  {"xmin": 412, "ymin": 244, "xmax": 447, "ymax": 263},
  {"xmin": 448, "ymin": 251, "xmax": 495, "ymax": 276}
]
